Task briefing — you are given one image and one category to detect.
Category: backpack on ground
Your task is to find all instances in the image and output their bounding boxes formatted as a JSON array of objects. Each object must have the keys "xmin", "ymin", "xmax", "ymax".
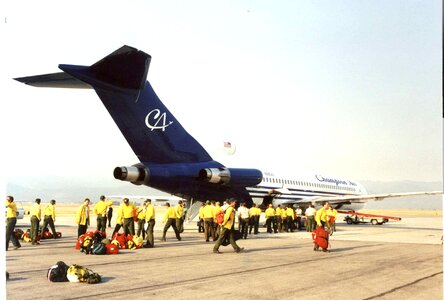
[
  {"xmin": 47, "ymin": 261, "xmax": 69, "ymax": 282},
  {"xmin": 91, "ymin": 241, "xmax": 106, "ymax": 255},
  {"xmin": 215, "ymin": 210, "xmax": 225, "ymax": 225},
  {"xmin": 312, "ymin": 226, "xmax": 329, "ymax": 251},
  {"xmin": 67, "ymin": 264, "xmax": 101, "ymax": 284}
]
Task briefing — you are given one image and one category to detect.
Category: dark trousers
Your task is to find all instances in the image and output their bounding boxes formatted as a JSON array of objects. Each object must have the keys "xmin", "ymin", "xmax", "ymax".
[
  {"xmin": 198, "ymin": 218, "xmax": 204, "ymax": 233},
  {"xmin": 163, "ymin": 218, "xmax": 181, "ymax": 240},
  {"xmin": 249, "ymin": 216, "xmax": 259, "ymax": 234},
  {"xmin": 213, "ymin": 227, "xmax": 240, "ymax": 251},
  {"xmin": 96, "ymin": 216, "xmax": 107, "ymax": 232},
  {"xmin": 6, "ymin": 217, "xmax": 20, "ymax": 250},
  {"xmin": 123, "ymin": 218, "xmax": 135, "ymax": 235},
  {"xmin": 287, "ymin": 217, "xmax": 294, "ymax": 232},
  {"xmin": 30, "ymin": 216, "xmax": 40, "ymax": 243},
  {"xmin": 204, "ymin": 218, "xmax": 215, "ymax": 241},
  {"xmin": 137, "ymin": 219, "xmax": 146, "ymax": 239},
  {"xmin": 42, "ymin": 216, "xmax": 56, "ymax": 236},
  {"xmin": 112, "ymin": 223, "xmax": 122, "ymax": 238},
  {"xmin": 145, "ymin": 219, "xmax": 155, "ymax": 247},
  {"xmin": 107, "ymin": 214, "xmax": 112, "ymax": 227},
  {"xmin": 276, "ymin": 216, "xmax": 283, "ymax": 232},
  {"xmin": 295, "ymin": 216, "xmax": 302, "ymax": 230},
  {"xmin": 78, "ymin": 223, "xmax": 88, "ymax": 237},
  {"xmin": 176, "ymin": 217, "xmax": 184, "ymax": 233},
  {"xmin": 266, "ymin": 216, "xmax": 277, "ymax": 233},
  {"xmin": 239, "ymin": 218, "xmax": 249, "ymax": 239}
]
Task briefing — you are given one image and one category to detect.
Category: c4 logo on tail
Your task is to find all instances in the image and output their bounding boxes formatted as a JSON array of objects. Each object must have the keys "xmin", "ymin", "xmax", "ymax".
[{"xmin": 145, "ymin": 109, "xmax": 173, "ymax": 131}]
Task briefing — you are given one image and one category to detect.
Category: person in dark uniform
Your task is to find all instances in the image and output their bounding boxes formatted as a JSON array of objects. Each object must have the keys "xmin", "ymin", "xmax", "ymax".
[
  {"xmin": 107, "ymin": 206, "xmax": 113, "ymax": 228},
  {"xmin": 6, "ymin": 196, "xmax": 21, "ymax": 250}
]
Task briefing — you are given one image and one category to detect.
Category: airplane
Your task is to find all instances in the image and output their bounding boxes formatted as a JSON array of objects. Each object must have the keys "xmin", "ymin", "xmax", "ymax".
[{"xmin": 14, "ymin": 45, "xmax": 441, "ymax": 212}]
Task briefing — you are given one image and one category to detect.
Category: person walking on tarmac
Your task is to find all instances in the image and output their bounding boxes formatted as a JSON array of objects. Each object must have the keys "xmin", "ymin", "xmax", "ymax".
[
  {"xmin": 42, "ymin": 200, "xmax": 58, "ymax": 238},
  {"xmin": 315, "ymin": 201, "xmax": 330, "ymax": 229},
  {"xmin": 94, "ymin": 195, "xmax": 113, "ymax": 232},
  {"xmin": 6, "ymin": 196, "xmax": 21, "ymax": 250},
  {"xmin": 30, "ymin": 198, "xmax": 42, "ymax": 245},
  {"xmin": 122, "ymin": 198, "xmax": 136, "ymax": 235},
  {"xmin": 213, "ymin": 199, "xmax": 244, "ymax": 254},
  {"xmin": 144, "ymin": 199, "xmax": 155, "ymax": 248},
  {"xmin": 75, "ymin": 198, "xmax": 91, "ymax": 237},
  {"xmin": 161, "ymin": 202, "xmax": 181, "ymax": 241}
]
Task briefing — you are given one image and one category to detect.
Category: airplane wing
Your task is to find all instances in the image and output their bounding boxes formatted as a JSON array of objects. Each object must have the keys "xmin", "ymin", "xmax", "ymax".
[{"xmin": 297, "ymin": 191, "xmax": 442, "ymax": 206}]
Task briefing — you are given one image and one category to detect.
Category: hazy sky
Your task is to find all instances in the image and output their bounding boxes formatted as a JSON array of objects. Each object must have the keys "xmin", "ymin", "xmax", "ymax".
[{"xmin": 1, "ymin": 0, "xmax": 442, "ymax": 186}]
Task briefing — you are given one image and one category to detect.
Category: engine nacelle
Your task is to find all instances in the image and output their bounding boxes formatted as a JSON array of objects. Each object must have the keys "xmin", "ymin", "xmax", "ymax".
[
  {"xmin": 113, "ymin": 165, "xmax": 150, "ymax": 185},
  {"xmin": 198, "ymin": 168, "xmax": 262, "ymax": 187}
]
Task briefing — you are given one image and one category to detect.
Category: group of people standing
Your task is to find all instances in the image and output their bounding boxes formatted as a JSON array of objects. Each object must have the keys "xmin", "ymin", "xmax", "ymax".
[{"xmin": 5, "ymin": 196, "xmax": 59, "ymax": 251}]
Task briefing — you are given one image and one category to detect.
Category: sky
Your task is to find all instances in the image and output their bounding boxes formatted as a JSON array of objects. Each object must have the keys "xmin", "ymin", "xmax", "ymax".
[{"xmin": 1, "ymin": 0, "xmax": 442, "ymax": 190}]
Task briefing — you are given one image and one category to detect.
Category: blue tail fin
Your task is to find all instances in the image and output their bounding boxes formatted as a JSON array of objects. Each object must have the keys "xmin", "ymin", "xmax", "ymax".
[{"xmin": 18, "ymin": 46, "xmax": 212, "ymax": 164}]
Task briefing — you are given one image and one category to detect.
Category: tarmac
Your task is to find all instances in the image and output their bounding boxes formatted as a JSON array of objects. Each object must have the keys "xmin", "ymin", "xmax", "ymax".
[{"xmin": 5, "ymin": 215, "xmax": 443, "ymax": 300}]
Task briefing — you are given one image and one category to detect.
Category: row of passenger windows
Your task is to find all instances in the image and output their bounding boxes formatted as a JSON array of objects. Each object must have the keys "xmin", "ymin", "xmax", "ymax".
[{"xmin": 262, "ymin": 177, "xmax": 356, "ymax": 192}]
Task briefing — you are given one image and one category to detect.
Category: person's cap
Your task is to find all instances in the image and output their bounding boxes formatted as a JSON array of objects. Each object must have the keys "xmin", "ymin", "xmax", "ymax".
[
  {"xmin": 50, "ymin": 200, "xmax": 56, "ymax": 205},
  {"xmin": 123, "ymin": 198, "xmax": 129, "ymax": 203}
]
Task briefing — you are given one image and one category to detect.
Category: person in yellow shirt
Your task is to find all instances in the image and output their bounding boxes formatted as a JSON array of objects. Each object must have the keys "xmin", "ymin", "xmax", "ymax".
[
  {"xmin": 202, "ymin": 201, "xmax": 215, "ymax": 242},
  {"xmin": 144, "ymin": 199, "xmax": 155, "ymax": 248},
  {"xmin": 42, "ymin": 200, "xmax": 57, "ymax": 238},
  {"xmin": 161, "ymin": 202, "xmax": 181, "ymax": 241},
  {"xmin": 136, "ymin": 201, "xmax": 147, "ymax": 239},
  {"xmin": 265, "ymin": 204, "xmax": 277, "ymax": 233},
  {"xmin": 111, "ymin": 199, "xmax": 125, "ymax": 237},
  {"xmin": 281, "ymin": 207, "xmax": 287, "ymax": 232},
  {"xmin": 30, "ymin": 198, "xmax": 42, "ymax": 245},
  {"xmin": 315, "ymin": 201, "xmax": 330, "ymax": 229},
  {"xmin": 121, "ymin": 198, "xmax": 136, "ymax": 235},
  {"xmin": 286, "ymin": 205, "xmax": 295, "ymax": 232},
  {"xmin": 213, "ymin": 199, "xmax": 244, "ymax": 254},
  {"xmin": 248, "ymin": 203, "xmax": 260, "ymax": 234},
  {"xmin": 175, "ymin": 200, "xmax": 184, "ymax": 234},
  {"xmin": 93, "ymin": 195, "xmax": 113, "ymax": 232},
  {"xmin": 75, "ymin": 198, "xmax": 91, "ymax": 237},
  {"xmin": 6, "ymin": 196, "xmax": 21, "ymax": 250}
]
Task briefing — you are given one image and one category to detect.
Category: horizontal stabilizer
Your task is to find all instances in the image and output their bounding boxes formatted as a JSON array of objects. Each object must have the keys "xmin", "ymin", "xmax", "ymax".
[{"xmin": 14, "ymin": 72, "xmax": 91, "ymax": 89}]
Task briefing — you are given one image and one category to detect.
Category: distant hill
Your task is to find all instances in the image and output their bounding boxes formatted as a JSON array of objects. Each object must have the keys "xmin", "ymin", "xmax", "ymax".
[
  {"xmin": 6, "ymin": 176, "xmax": 167, "ymax": 204},
  {"xmin": 6, "ymin": 176, "xmax": 442, "ymax": 209}
]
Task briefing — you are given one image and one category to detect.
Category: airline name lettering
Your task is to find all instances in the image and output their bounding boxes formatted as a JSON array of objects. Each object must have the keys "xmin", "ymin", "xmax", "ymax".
[
  {"xmin": 315, "ymin": 175, "xmax": 357, "ymax": 186},
  {"xmin": 145, "ymin": 109, "xmax": 174, "ymax": 131}
]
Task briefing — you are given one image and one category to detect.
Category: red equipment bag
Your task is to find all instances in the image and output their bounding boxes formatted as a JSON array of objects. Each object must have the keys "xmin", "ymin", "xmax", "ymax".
[
  {"xmin": 105, "ymin": 243, "xmax": 119, "ymax": 255},
  {"xmin": 84, "ymin": 231, "xmax": 94, "ymax": 238},
  {"xmin": 75, "ymin": 234, "xmax": 85, "ymax": 250},
  {"xmin": 113, "ymin": 233, "xmax": 128, "ymax": 249},
  {"xmin": 312, "ymin": 226, "xmax": 329, "ymax": 250},
  {"xmin": 56, "ymin": 232, "xmax": 62, "ymax": 238},
  {"xmin": 215, "ymin": 211, "xmax": 225, "ymax": 225}
]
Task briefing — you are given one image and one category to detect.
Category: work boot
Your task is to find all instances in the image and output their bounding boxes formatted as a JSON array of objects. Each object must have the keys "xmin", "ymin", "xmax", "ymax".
[
  {"xmin": 235, "ymin": 247, "xmax": 244, "ymax": 253},
  {"xmin": 213, "ymin": 249, "xmax": 222, "ymax": 254}
]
